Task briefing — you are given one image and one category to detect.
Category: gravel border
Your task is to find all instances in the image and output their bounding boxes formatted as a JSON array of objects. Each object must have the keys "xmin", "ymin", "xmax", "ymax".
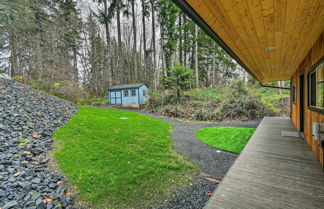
[{"xmin": 156, "ymin": 179, "xmax": 218, "ymax": 209}]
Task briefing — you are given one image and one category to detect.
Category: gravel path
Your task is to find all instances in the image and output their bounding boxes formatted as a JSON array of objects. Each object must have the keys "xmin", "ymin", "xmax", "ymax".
[
  {"xmin": 0, "ymin": 79, "xmax": 77, "ymax": 209},
  {"xmin": 154, "ymin": 116, "xmax": 260, "ymax": 179},
  {"xmin": 98, "ymin": 107, "xmax": 260, "ymax": 179},
  {"xmin": 156, "ymin": 179, "xmax": 217, "ymax": 209},
  {"xmin": 97, "ymin": 107, "xmax": 260, "ymax": 209}
]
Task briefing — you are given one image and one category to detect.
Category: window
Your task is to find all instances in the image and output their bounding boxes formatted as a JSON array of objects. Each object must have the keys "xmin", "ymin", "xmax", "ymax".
[
  {"xmin": 124, "ymin": 90, "xmax": 129, "ymax": 97},
  {"xmin": 143, "ymin": 89, "xmax": 147, "ymax": 97},
  {"xmin": 292, "ymin": 84, "xmax": 296, "ymax": 104},
  {"xmin": 308, "ymin": 60, "xmax": 324, "ymax": 111},
  {"xmin": 131, "ymin": 89, "xmax": 136, "ymax": 96}
]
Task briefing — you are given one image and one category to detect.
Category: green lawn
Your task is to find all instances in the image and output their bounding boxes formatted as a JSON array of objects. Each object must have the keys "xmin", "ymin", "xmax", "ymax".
[
  {"xmin": 195, "ymin": 127, "xmax": 256, "ymax": 153},
  {"xmin": 53, "ymin": 106, "xmax": 197, "ymax": 208}
]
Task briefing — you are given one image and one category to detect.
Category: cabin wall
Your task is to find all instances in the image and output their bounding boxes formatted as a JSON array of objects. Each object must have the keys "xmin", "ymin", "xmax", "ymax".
[{"xmin": 291, "ymin": 33, "xmax": 324, "ymax": 166}]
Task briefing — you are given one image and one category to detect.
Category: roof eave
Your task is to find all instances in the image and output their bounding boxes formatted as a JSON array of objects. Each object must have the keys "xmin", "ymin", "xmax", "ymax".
[{"xmin": 171, "ymin": 0, "xmax": 260, "ymax": 83}]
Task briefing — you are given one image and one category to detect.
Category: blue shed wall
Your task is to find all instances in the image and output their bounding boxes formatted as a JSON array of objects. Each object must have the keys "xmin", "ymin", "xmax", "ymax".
[
  {"xmin": 138, "ymin": 85, "xmax": 149, "ymax": 104},
  {"xmin": 121, "ymin": 88, "xmax": 139, "ymax": 105}
]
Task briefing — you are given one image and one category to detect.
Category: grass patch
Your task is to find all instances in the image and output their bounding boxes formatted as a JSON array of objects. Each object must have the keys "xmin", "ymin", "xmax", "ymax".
[
  {"xmin": 53, "ymin": 106, "xmax": 197, "ymax": 208},
  {"xmin": 195, "ymin": 127, "xmax": 256, "ymax": 153}
]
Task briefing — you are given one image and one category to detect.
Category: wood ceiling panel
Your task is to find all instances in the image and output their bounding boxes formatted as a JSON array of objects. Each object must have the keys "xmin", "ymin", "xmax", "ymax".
[
  {"xmin": 274, "ymin": 0, "xmax": 286, "ymax": 77},
  {"xmin": 184, "ymin": 0, "xmax": 324, "ymax": 84},
  {"xmin": 283, "ymin": 0, "xmax": 309, "ymax": 78},
  {"xmin": 221, "ymin": 1, "xmax": 266, "ymax": 76},
  {"xmin": 238, "ymin": 0, "xmax": 272, "ymax": 79},
  {"xmin": 246, "ymin": 0, "xmax": 272, "ymax": 81},
  {"xmin": 261, "ymin": 0, "xmax": 275, "ymax": 81},
  {"xmin": 201, "ymin": 0, "xmax": 266, "ymax": 80},
  {"xmin": 288, "ymin": 0, "xmax": 324, "ymax": 75}
]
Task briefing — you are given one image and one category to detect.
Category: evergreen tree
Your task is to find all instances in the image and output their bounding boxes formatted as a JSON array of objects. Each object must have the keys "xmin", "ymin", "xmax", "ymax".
[{"xmin": 162, "ymin": 65, "xmax": 194, "ymax": 100}]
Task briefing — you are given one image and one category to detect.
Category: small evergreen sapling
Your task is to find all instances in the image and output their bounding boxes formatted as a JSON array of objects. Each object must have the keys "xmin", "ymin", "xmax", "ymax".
[{"xmin": 162, "ymin": 65, "xmax": 194, "ymax": 101}]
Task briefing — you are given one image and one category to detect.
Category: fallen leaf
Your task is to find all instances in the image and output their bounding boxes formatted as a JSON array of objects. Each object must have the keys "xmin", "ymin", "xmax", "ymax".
[
  {"xmin": 57, "ymin": 181, "xmax": 63, "ymax": 185},
  {"xmin": 43, "ymin": 197, "xmax": 53, "ymax": 203},
  {"xmin": 32, "ymin": 132, "xmax": 38, "ymax": 137},
  {"xmin": 66, "ymin": 192, "xmax": 72, "ymax": 196},
  {"xmin": 207, "ymin": 191, "xmax": 212, "ymax": 196}
]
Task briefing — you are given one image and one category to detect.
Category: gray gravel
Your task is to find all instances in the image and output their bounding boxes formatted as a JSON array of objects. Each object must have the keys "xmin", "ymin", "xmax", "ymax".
[
  {"xmin": 0, "ymin": 79, "xmax": 77, "ymax": 209},
  {"xmin": 103, "ymin": 108, "xmax": 260, "ymax": 179},
  {"xmin": 156, "ymin": 179, "xmax": 217, "ymax": 209},
  {"xmin": 157, "ymin": 116, "xmax": 260, "ymax": 179}
]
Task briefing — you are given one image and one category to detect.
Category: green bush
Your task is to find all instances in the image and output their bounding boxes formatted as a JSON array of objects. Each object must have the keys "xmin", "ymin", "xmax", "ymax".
[
  {"xmin": 185, "ymin": 88, "xmax": 222, "ymax": 102},
  {"xmin": 144, "ymin": 80, "xmax": 287, "ymax": 121},
  {"xmin": 217, "ymin": 80, "xmax": 276, "ymax": 120}
]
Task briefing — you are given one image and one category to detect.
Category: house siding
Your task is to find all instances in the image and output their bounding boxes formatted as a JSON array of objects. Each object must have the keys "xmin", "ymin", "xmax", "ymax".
[{"xmin": 291, "ymin": 33, "xmax": 324, "ymax": 166}]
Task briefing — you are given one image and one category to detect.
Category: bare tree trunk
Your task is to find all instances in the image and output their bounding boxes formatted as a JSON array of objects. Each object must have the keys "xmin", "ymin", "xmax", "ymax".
[
  {"xmin": 159, "ymin": 15, "xmax": 166, "ymax": 77},
  {"xmin": 141, "ymin": 0, "xmax": 147, "ymax": 77},
  {"xmin": 116, "ymin": 4, "xmax": 122, "ymax": 84},
  {"xmin": 73, "ymin": 47, "xmax": 78, "ymax": 82},
  {"xmin": 178, "ymin": 14, "xmax": 182, "ymax": 66},
  {"xmin": 103, "ymin": 0, "xmax": 112, "ymax": 87},
  {"xmin": 278, "ymin": 81, "xmax": 282, "ymax": 94},
  {"xmin": 34, "ymin": 5, "xmax": 42, "ymax": 76},
  {"xmin": 212, "ymin": 53, "xmax": 216, "ymax": 88},
  {"xmin": 195, "ymin": 24, "xmax": 199, "ymax": 88},
  {"xmin": 151, "ymin": 0, "xmax": 157, "ymax": 88},
  {"xmin": 183, "ymin": 13, "xmax": 187, "ymax": 68},
  {"xmin": 9, "ymin": 28, "xmax": 17, "ymax": 77},
  {"xmin": 132, "ymin": 0, "xmax": 137, "ymax": 82}
]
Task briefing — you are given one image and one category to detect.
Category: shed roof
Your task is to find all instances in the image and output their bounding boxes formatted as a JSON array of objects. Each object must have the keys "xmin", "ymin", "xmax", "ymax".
[{"xmin": 108, "ymin": 83, "xmax": 147, "ymax": 90}]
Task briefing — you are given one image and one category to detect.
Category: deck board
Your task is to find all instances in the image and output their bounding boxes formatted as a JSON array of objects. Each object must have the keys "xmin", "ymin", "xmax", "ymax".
[{"xmin": 205, "ymin": 117, "xmax": 324, "ymax": 209}]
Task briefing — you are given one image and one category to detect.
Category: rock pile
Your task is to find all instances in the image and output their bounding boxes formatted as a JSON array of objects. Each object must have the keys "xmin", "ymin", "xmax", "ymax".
[{"xmin": 0, "ymin": 79, "xmax": 77, "ymax": 209}]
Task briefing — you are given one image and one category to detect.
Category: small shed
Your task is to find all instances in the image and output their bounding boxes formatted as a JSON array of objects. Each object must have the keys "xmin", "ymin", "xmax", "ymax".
[{"xmin": 108, "ymin": 83, "xmax": 149, "ymax": 106}]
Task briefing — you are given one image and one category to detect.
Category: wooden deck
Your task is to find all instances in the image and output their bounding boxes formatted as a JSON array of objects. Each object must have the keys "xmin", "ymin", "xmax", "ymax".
[{"xmin": 205, "ymin": 117, "xmax": 324, "ymax": 209}]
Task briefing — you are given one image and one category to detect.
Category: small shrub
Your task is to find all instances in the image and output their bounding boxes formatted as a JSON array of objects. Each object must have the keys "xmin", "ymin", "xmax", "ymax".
[
  {"xmin": 185, "ymin": 88, "xmax": 222, "ymax": 103},
  {"xmin": 195, "ymin": 109, "xmax": 213, "ymax": 121},
  {"xmin": 217, "ymin": 80, "xmax": 276, "ymax": 120},
  {"xmin": 54, "ymin": 82, "xmax": 88, "ymax": 103},
  {"xmin": 12, "ymin": 76, "xmax": 25, "ymax": 83},
  {"xmin": 29, "ymin": 79, "xmax": 88, "ymax": 103},
  {"xmin": 80, "ymin": 97, "xmax": 107, "ymax": 106}
]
